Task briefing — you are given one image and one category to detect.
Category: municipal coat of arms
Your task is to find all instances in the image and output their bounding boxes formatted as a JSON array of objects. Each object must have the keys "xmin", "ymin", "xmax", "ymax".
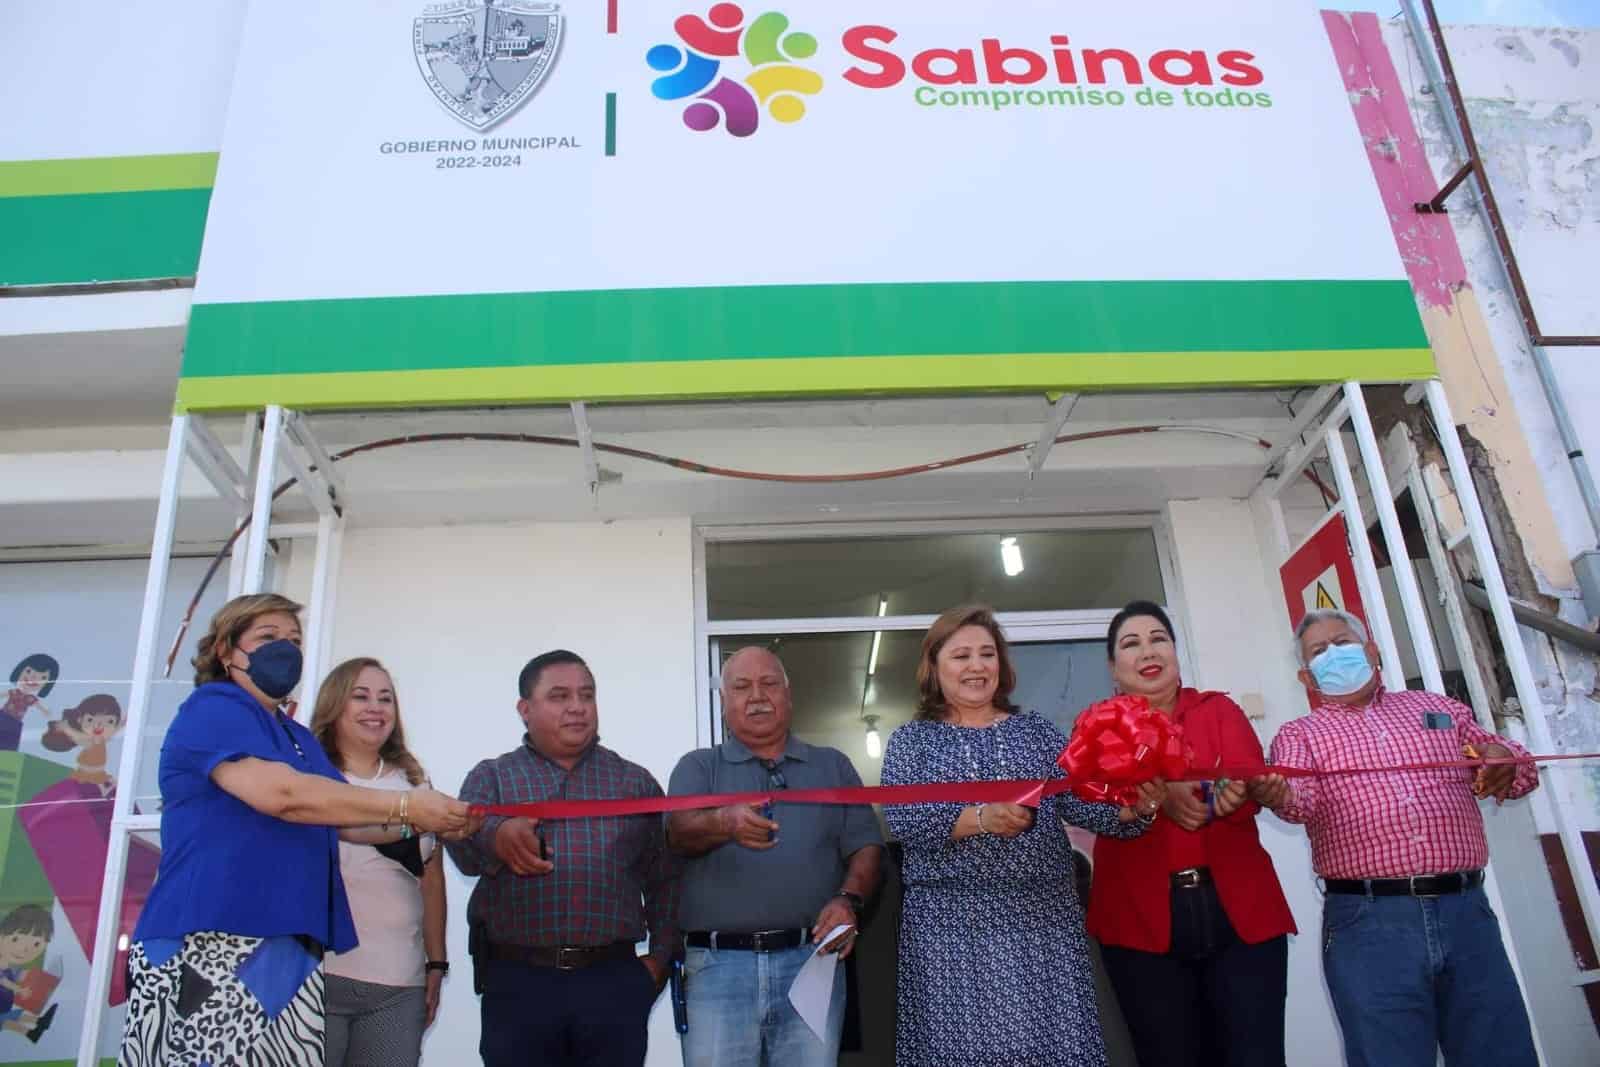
[{"xmin": 413, "ymin": 0, "xmax": 563, "ymax": 130}]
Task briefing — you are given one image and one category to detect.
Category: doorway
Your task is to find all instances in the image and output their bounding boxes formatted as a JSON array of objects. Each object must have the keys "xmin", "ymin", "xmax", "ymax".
[{"xmin": 701, "ymin": 522, "xmax": 1174, "ymax": 1064}]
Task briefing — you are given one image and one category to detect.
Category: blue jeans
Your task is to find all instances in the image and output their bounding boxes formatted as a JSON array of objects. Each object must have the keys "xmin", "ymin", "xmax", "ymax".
[
  {"xmin": 1322, "ymin": 885, "xmax": 1536, "ymax": 1067},
  {"xmin": 679, "ymin": 942, "xmax": 844, "ymax": 1067}
]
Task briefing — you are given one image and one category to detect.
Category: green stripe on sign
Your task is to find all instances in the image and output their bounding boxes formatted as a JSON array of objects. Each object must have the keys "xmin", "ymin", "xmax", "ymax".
[
  {"xmin": 174, "ymin": 348, "xmax": 1438, "ymax": 412},
  {"xmin": 0, "ymin": 152, "xmax": 218, "ymax": 197},
  {"xmin": 0, "ymin": 188, "xmax": 213, "ymax": 285},
  {"xmin": 182, "ymin": 280, "xmax": 1428, "ymax": 378}
]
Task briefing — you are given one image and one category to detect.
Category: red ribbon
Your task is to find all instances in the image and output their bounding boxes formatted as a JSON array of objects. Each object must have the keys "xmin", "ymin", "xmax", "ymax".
[{"xmin": 469, "ymin": 753, "xmax": 1600, "ymax": 821}]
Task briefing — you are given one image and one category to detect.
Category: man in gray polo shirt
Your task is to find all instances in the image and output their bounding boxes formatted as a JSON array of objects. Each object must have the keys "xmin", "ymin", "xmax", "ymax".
[{"xmin": 667, "ymin": 646, "xmax": 884, "ymax": 1067}]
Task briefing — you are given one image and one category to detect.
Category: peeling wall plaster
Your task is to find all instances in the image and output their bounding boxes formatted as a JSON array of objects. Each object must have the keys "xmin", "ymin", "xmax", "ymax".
[{"xmin": 1384, "ymin": 21, "xmax": 1600, "ymax": 566}]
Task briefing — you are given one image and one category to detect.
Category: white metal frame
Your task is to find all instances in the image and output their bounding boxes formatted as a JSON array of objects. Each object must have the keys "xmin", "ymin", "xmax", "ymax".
[
  {"xmin": 78, "ymin": 405, "xmax": 347, "ymax": 1065},
  {"xmin": 1260, "ymin": 380, "xmax": 1600, "ymax": 995}
]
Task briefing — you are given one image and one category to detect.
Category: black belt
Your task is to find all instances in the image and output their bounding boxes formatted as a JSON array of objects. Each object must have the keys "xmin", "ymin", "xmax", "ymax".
[
  {"xmin": 685, "ymin": 929, "xmax": 810, "ymax": 952},
  {"xmin": 1170, "ymin": 867, "xmax": 1213, "ymax": 890},
  {"xmin": 1324, "ymin": 870, "xmax": 1484, "ymax": 897},
  {"xmin": 485, "ymin": 941, "xmax": 638, "ymax": 970}
]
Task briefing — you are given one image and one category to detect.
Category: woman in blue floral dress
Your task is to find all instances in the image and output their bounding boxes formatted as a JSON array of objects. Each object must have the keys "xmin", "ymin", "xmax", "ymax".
[{"xmin": 883, "ymin": 605, "xmax": 1165, "ymax": 1067}]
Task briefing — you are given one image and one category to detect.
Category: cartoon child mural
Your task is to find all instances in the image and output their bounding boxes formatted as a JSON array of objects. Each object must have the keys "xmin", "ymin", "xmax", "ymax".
[
  {"xmin": 42, "ymin": 694, "xmax": 123, "ymax": 791},
  {"xmin": 0, "ymin": 905, "xmax": 58, "ymax": 1043},
  {"xmin": 1, "ymin": 655, "xmax": 60, "ymax": 752}
]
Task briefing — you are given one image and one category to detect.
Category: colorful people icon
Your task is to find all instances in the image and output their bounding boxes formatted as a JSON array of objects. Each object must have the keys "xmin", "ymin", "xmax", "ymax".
[
  {"xmin": 42, "ymin": 694, "xmax": 124, "ymax": 792},
  {"xmin": 1, "ymin": 655, "xmax": 60, "ymax": 753},
  {"xmin": 0, "ymin": 905, "xmax": 58, "ymax": 1044},
  {"xmin": 647, "ymin": 4, "xmax": 821, "ymax": 137}
]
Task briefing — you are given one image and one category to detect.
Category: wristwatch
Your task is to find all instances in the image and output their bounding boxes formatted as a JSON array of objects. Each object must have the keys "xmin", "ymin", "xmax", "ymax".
[
  {"xmin": 425, "ymin": 960, "xmax": 450, "ymax": 975},
  {"xmin": 833, "ymin": 890, "xmax": 865, "ymax": 916}
]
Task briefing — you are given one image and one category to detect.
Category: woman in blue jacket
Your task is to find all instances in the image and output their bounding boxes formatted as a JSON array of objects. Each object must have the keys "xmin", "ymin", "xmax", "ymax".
[{"xmin": 120, "ymin": 593, "xmax": 474, "ymax": 1066}]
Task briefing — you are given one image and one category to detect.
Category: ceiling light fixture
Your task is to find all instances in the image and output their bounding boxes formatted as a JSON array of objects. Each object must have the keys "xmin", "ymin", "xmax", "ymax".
[
  {"xmin": 1000, "ymin": 536, "xmax": 1024, "ymax": 577},
  {"xmin": 863, "ymin": 715, "xmax": 882, "ymax": 760},
  {"xmin": 867, "ymin": 595, "xmax": 888, "ymax": 676}
]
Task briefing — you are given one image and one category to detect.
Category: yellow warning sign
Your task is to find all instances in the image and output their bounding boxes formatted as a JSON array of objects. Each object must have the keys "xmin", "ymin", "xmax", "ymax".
[{"xmin": 1302, "ymin": 565, "xmax": 1346, "ymax": 615}]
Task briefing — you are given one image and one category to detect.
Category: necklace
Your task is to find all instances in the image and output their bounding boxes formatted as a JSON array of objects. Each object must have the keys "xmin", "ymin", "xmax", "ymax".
[{"xmin": 957, "ymin": 718, "xmax": 1008, "ymax": 780}]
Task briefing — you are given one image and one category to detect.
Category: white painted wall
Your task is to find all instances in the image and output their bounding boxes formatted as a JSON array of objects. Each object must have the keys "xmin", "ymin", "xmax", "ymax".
[
  {"xmin": 284, "ymin": 519, "xmax": 698, "ymax": 1067},
  {"xmin": 1165, "ymin": 497, "xmax": 1346, "ymax": 1066}
]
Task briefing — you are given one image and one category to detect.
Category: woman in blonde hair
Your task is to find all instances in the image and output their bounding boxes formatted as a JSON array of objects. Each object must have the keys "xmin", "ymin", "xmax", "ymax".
[
  {"xmin": 121, "ymin": 594, "xmax": 475, "ymax": 1067},
  {"xmin": 311, "ymin": 658, "xmax": 446, "ymax": 1066}
]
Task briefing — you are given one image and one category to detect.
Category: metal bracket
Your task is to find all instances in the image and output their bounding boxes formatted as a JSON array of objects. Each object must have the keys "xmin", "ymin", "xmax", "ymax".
[
  {"xmin": 1025, "ymin": 393, "xmax": 1081, "ymax": 480},
  {"xmin": 1414, "ymin": 161, "xmax": 1473, "ymax": 214},
  {"xmin": 570, "ymin": 401, "xmax": 601, "ymax": 499}
]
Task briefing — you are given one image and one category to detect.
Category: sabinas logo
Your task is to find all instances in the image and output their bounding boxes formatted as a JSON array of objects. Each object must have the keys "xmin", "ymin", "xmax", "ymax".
[{"xmin": 644, "ymin": 8, "xmax": 1275, "ymax": 135}]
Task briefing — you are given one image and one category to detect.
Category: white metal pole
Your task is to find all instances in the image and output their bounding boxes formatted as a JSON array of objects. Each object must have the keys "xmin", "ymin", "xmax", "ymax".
[
  {"xmin": 1424, "ymin": 378, "xmax": 1600, "ymax": 981},
  {"xmin": 229, "ymin": 411, "xmax": 262, "ymax": 599},
  {"xmin": 1404, "ymin": 463, "xmax": 1494, "ymax": 717},
  {"xmin": 77, "ymin": 416, "xmax": 190, "ymax": 1066},
  {"xmin": 243, "ymin": 405, "xmax": 285, "ymax": 594},
  {"xmin": 1344, "ymin": 382, "xmax": 1447, "ymax": 692},
  {"xmin": 1326, "ymin": 427, "xmax": 1406, "ymax": 689},
  {"xmin": 300, "ymin": 512, "xmax": 344, "ymax": 716}
]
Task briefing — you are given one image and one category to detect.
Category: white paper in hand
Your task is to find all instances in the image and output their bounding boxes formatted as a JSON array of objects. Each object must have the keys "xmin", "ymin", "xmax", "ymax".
[{"xmin": 787, "ymin": 925, "xmax": 852, "ymax": 1040}]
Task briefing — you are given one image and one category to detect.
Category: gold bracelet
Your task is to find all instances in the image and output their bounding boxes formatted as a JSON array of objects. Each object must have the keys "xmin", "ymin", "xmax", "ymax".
[
  {"xmin": 400, "ymin": 790, "xmax": 411, "ymax": 829},
  {"xmin": 384, "ymin": 794, "xmax": 399, "ymax": 830}
]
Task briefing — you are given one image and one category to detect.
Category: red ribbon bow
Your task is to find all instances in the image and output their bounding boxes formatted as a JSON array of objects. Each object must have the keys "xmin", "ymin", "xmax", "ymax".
[{"xmin": 1058, "ymin": 694, "xmax": 1192, "ymax": 806}]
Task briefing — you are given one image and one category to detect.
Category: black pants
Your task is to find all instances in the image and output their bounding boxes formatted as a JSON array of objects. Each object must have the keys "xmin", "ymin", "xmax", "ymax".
[
  {"xmin": 479, "ymin": 956, "xmax": 657, "ymax": 1067},
  {"xmin": 1100, "ymin": 882, "xmax": 1288, "ymax": 1067}
]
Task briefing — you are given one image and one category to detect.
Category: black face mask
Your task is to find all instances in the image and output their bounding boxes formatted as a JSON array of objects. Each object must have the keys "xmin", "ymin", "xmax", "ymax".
[
  {"xmin": 233, "ymin": 639, "xmax": 304, "ymax": 700},
  {"xmin": 375, "ymin": 836, "xmax": 426, "ymax": 878}
]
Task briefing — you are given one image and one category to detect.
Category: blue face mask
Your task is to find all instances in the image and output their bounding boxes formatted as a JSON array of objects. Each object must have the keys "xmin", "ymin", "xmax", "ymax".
[
  {"xmin": 1308, "ymin": 642, "xmax": 1374, "ymax": 696},
  {"xmin": 235, "ymin": 639, "xmax": 304, "ymax": 701}
]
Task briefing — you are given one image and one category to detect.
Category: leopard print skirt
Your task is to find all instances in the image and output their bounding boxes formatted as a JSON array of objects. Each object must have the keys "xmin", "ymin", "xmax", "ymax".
[{"xmin": 119, "ymin": 931, "xmax": 324, "ymax": 1066}]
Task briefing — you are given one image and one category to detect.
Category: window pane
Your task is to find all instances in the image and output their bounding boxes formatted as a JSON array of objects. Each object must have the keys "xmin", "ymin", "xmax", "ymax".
[{"xmin": 707, "ymin": 528, "xmax": 1164, "ymax": 620}]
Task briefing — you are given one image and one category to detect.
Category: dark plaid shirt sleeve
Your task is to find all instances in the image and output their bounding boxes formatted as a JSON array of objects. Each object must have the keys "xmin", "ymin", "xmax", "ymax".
[{"xmin": 447, "ymin": 757, "xmax": 507, "ymax": 878}]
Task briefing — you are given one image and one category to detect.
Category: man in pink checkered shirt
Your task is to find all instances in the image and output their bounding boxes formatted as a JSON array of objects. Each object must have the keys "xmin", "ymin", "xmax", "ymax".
[{"xmin": 1252, "ymin": 608, "xmax": 1537, "ymax": 1067}]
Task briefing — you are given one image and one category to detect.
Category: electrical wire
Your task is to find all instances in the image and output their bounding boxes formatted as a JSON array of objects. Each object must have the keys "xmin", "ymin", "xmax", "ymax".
[{"xmin": 162, "ymin": 424, "xmax": 1274, "ymax": 676}]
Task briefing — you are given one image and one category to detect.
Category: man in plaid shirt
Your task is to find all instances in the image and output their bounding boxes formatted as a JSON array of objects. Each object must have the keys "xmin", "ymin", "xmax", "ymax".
[
  {"xmin": 1253, "ymin": 609, "xmax": 1537, "ymax": 1067},
  {"xmin": 447, "ymin": 649, "xmax": 680, "ymax": 1067}
]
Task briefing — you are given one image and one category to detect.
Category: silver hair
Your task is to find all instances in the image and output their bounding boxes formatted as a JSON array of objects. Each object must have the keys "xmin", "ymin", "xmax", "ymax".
[
  {"xmin": 1293, "ymin": 609, "xmax": 1370, "ymax": 666},
  {"xmin": 719, "ymin": 646, "xmax": 790, "ymax": 690}
]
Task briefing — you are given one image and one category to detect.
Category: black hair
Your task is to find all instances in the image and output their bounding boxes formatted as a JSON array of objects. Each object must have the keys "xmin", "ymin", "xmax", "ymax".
[
  {"xmin": 517, "ymin": 650, "xmax": 590, "ymax": 700},
  {"xmin": 0, "ymin": 904, "xmax": 53, "ymax": 940},
  {"xmin": 9, "ymin": 654, "xmax": 60, "ymax": 699},
  {"xmin": 1106, "ymin": 601, "xmax": 1176, "ymax": 659}
]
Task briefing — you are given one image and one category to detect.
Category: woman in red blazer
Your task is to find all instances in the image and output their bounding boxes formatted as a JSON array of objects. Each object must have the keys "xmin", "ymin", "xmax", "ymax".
[{"xmin": 1087, "ymin": 601, "xmax": 1296, "ymax": 1067}]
